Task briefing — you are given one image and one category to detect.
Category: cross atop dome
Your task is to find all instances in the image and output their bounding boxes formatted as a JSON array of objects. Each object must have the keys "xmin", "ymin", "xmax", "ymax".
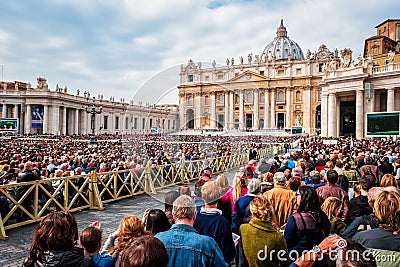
[{"xmin": 276, "ymin": 19, "xmax": 288, "ymax": 38}]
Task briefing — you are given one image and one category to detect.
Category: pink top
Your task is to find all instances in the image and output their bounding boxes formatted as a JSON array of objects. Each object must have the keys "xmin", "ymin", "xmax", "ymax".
[{"xmin": 221, "ymin": 187, "xmax": 248, "ymax": 213}]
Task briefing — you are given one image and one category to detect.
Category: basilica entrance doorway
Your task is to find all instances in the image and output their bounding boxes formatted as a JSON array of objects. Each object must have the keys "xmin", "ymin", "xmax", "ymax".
[
  {"xmin": 246, "ymin": 114, "xmax": 253, "ymax": 128},
  {"xmin": 340, "ymin": 101, "xmax": 356, "ymax": 137},
  {"xmin": 186, "ymin": 109, "xmax": 194, "ymax": 129}
]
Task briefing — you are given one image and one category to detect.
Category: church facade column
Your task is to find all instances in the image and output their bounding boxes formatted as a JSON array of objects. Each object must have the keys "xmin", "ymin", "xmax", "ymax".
[
  {"xmin": 229, "ymin": 91, "xmax": 234, "ymax": 129},
  {"xmin": 179, "ymin": 94, "xmax": 185, "ymax": 130},
  {"xmin": 387, "ymin": 88, "xmax": 395, "ymax": 112},
  {"xmin": 253, "ymin": 90, "xmax": 259, "ymax": 129},
  {"xmin": 321, "ymin": 93, "xmax": 328, "ymax": 137},
  {"xmin": 62, "ymin": 107, "xmax": 67, "ymax": 135},
  {"xmin": 43, "ymin": 105, "xmax": 49, "ymax": 134},
  {"xmin": 13, "ymin": 104, "xmax": 19, "ymax": 132},
  {"xmin": 239, "ymin": 90, "xmax": 244, "ymax": 130},
  {"xmin": 195, "ymin": 93, "xmax": 202, "ymax": 129},
  {"xmin": 52, "ymin": 105, "xmax": 60, "ymax": 135},
  {"xmin": 327, "ymin": 93, "xmax": 337, "ymax": 137},
  {"xmin": 303, "ymin": 87, "xmax": 311, "ymax": 132},
  {"xmin": 210, "ymin": 92, "xmax": 216, "ymax": 128},
  {"xmin": 263, "ymin": 89, "xmax": 269, "ymax": 129},
  {"xmin": 224, "ymin": 92, "xmax": 229, "ymax": 130},
  {"xmin": 285, "ymin": 88, "xmax": 292, "ymax": 128},
  {"xmin": 355, "ymin": 90, "xmax": 364, "ymax": 139},
  {"xmin": 13, "ymin": 104, "xmax": 19, "ymax": 119},
  {"xmin": 2, "ymin": 104, "xmax": 7, "ymax": 118},
  {"xmin": 270, "ymin": 89, "xmax": 276, "ymax": 128},
  {"xmin": 25, "ymin": 104, "xmax": 31, "ymax": 134},
  {"xmin": 75, "ymin": 109, "xmax": 79, "ymax": 134}
]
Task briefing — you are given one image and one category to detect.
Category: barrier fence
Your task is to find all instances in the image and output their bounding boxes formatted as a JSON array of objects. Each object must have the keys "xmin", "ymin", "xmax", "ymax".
[{"xmin": 0, "ymin": 145, "xmax": 283, "ymax": 240}]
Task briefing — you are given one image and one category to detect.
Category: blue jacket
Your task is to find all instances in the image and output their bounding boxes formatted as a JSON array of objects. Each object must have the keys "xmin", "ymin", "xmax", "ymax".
[
  {"xmin": 155, "ymin": 223, "xmax": 228, "ymax": 267},
  {"xmin": 91, "ymin": 253, "xmax": 114, "ymax": 267},
  {"xmin": 194, "ymin": 208, "xmax": 235, "ymax": 263},
  {"xmin": 232, "ymin": 194, "xmax": 256, "ymax": 231}
]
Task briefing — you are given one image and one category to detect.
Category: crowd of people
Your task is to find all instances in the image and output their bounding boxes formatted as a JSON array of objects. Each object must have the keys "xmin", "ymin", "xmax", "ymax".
[
  {"xmin": 0, "ymin": 133, "xmax": 284, "ymax": 221},
  {"xmin": 17, "ymin": 134, "xmax": 400, "ymax": 266}
]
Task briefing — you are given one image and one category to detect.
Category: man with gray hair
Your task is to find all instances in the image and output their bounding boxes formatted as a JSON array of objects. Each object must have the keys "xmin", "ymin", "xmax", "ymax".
[
  {"xmin": 263, "ymin": 172, "xmax": 297, "ymax": 229},
  {"xmin": 155, "ymin": 195, "xmax": 228, "ymax": 267}
]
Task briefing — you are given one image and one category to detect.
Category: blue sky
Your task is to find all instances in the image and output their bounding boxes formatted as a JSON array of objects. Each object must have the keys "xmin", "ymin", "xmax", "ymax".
[{"xmin": 0, "ymin": 0, "xmax": 399, "ymax": 104}]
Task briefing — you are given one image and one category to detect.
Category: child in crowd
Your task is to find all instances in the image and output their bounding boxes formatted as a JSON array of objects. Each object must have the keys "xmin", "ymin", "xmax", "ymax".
[{"xmin": 80, "ymin": 223, "xmax": 114, "ymax": 267}]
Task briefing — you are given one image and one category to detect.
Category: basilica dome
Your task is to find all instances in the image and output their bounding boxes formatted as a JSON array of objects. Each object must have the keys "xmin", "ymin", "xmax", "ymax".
[{"xmin": 262, "ymin": 19, "xmax": 305, "ymax": 61}]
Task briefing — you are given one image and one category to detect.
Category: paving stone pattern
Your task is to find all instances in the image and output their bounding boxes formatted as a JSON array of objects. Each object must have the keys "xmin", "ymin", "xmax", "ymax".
[{"xmin": 0, "ymin": 168, "xmax": 238, "ymax": 267}]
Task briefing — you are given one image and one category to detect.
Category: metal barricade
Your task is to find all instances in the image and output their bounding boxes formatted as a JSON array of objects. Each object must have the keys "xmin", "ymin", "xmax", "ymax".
[{"xmin": 0, "ymin": 145, "xmax": 280, "ymax": 240}]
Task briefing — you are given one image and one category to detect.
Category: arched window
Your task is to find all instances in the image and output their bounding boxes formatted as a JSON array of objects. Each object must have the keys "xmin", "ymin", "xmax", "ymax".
[
  {"xmin": 296, "ymin": 90, "xmax": 301, "ymax": 102},
  {"xmin": 187, "ymin": 95, "xmax": 193, "ymax": 105},
  {"xmin": 278, "ymin": 91, "xmax": 284, "ymax": 101},
  {"xmin": 204, "ymin": 95, "xmax": 209, "ymax": 105},
  {"xmin": 246, "ymin": 92, "xmax": 252, "ymax": 103}
]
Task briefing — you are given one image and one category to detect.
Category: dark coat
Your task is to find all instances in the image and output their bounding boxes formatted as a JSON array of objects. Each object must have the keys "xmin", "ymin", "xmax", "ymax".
[{"xmin": 27, "ymin": 247, "xmax": 94, "ymax": 267}]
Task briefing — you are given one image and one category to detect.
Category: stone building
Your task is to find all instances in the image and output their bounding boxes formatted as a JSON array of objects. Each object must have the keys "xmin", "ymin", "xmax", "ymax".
[
  {"xmin": 0, "ymin": 78, "xmax": 179, "ymax": 135},
  {"xmin": 320, "ymin": 19, "xmax": 400, "ymax": 139},
  {"xmin": 178, "ymin": 19, "xmax": 400, "ymax": 139},
  {"xmin": 178, "ymin": 20, "xmax": 339, "ymax": 135}
]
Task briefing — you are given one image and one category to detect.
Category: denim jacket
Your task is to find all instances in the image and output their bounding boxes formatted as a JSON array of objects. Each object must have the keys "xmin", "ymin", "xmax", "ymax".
[{"xmin": 155, "ymin": 223, "xmax": 228, "ymax": 267}]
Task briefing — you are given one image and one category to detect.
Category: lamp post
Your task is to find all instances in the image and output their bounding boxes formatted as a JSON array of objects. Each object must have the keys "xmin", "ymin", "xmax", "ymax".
[{"xmin": 85, "ymin": 97, "xmax": 102, "ymax": 146}]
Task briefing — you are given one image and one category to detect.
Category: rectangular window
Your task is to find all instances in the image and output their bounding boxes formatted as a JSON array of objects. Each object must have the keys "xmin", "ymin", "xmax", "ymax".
[
  {"xmin": 397, "ymin": 24, "xmax": 400, "ymax": 41},
  {"xmin": 134, "ymin": 118, "xmax": 138, "ymax": 129},
  {"xmin": 259, "ymin": 71, "xmax": 265, "ymax": 76},
  {"xmin": 142, "ymin": 118, "xmax": 145, "ymax": 129},
  {"xmin": 115, "ymin": 116, "xmax": 119, "ymax": 129},
  {"xmin": 188, "ymin": 75, "xmax": 193, "ymax": 82},
  {"xmin": 125, "ymin": 117, "xmax": 129, "ymax": 130},
  {"xmin": 168, "ymin": 120, "xmax": 170, "ymax": 129},
  {"xmin": 276, "ymin": 69, "xmax": 284, "ymax": 76},
  {"xmin": 205, "ymin": 75, "xmax": 210, "ymax": 81},
  {"xmin": 103, "ymin": 116, "xmax": 108, "ymax": 130},
  {"xmin": 150, "ymin": 118, "xmax": 153, "ymax": 128},
  {"xmin": 217, "ymin": 74, "xmax": 224, "ymax": 80},
  {"xmin": 172, "ymin": 120, "xmax": 175, "ymax": 129},
  {"xmin": 296, "ymin": 68, "xmax": 302, "ymax": 75}
]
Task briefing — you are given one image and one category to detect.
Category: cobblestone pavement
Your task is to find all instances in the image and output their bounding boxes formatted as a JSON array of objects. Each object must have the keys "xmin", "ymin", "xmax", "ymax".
[{"xmin": 0, "ymin": 168, "xmax": 238, "ymax": 267}]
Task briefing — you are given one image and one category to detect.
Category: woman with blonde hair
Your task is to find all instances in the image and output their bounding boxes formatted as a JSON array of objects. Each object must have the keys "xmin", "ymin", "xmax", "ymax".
[
  {"xmin": 102, "ymin": 215, "xmax": 152, "ymax": 266},
  {"xmin": 321, "ymin": 197, "xmax": 347, "ymax": 234},
  {"xmin": 232, "ymin": 177, "xmax": 248, "ymax": 204},
  {"xmin": 380, "ymin": 173, "xmax": 399, "ymax": 188},
  {"xmin": 216, "ymin": 174, "xmax": 234, "ymax": 223},
  {"xmin": 353, "ymin": 190, "xmax": 400, "ymax": 251},
  {"xmin": 239, "ymin": 195, "xmax": 287, "ymax": 266}
]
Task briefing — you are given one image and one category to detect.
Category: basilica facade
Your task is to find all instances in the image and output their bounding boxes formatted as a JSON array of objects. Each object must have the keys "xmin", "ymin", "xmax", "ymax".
[
  {"xmin": 178, "ymin": 20, "xmax": 336, "ymax": 135},
  {"xmin": 178, "ymin": 19, "xmax": 400, "ymax": 139}
]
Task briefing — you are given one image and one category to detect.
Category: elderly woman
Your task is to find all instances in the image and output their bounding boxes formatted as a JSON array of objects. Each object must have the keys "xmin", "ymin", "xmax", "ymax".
[
  {"xmin": 239, "ymin": 195, "xmax": 288, "ymax": 267},
  {"xmin": 352, "ymin": 190, "xmax": 400, "ymax": 251}
]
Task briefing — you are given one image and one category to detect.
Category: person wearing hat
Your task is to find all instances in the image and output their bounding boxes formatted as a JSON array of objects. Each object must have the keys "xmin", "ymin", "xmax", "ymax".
[{"xmin": 200, "ymin": 166, "xmax": 213, "ymax": 182}]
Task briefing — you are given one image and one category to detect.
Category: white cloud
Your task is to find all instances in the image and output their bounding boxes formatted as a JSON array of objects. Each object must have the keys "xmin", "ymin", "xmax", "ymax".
[{"xmin": 0, "ymin": 0, "xmax": 399, "ymax": 104}]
